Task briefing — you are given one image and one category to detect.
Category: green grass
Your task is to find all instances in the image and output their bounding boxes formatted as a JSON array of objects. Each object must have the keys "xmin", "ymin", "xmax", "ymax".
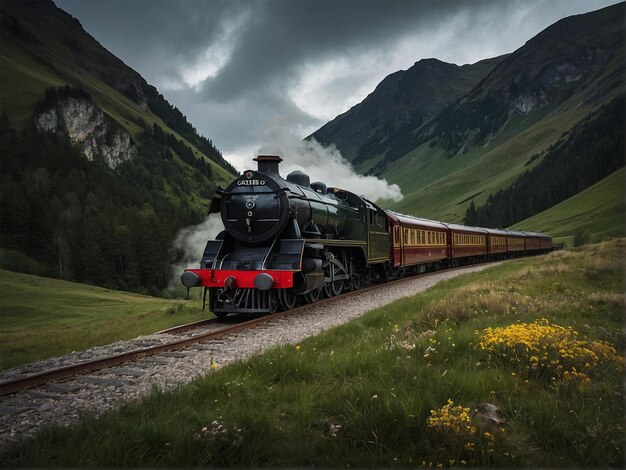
[
  {"xmin": 3, "ymin": 240, "xmax": 623, "ymax": 467},
  {"xmin": 0, "ymin": 270, "xmax": 207, "ymax": 370},
  {"xmin": 510, "ymin": 167, "xmax": 625, "ymax": 246}
]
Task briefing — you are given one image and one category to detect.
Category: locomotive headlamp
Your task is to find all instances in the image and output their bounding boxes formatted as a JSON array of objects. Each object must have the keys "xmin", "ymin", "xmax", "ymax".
[{"xmin": 253, "ymin": 273, "xmax": 274, "ymax": 291}]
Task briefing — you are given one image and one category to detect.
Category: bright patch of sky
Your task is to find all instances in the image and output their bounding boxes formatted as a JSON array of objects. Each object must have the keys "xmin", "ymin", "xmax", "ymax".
[{"xmin": 181, "ymin": 8, "xmax": 251, "ymax": 88}]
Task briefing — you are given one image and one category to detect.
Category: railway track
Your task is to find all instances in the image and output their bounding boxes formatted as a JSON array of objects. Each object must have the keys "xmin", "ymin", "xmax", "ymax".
[{"xmin": 0, "ymin": 262, "xmax": 495, "ymax": 397}]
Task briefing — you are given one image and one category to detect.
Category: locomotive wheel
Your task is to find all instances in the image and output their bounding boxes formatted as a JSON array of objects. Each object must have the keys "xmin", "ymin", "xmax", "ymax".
[
  {"xmin": 268, "ymin": 290, "xmax": 278, "ymax": 313},
  {"xmin": 305, "ymin": 288, "xmax": 321, "ymax": 303},
  {"xmin": 323, "ymin": 262, "xmax": 345, "ymax": 297},
  {"xmin": 277, "ymin": 289, "xmax": 298, "ymax": 310},
  {"xmin": 351, "ymin": 273, "xmax": 362, "ymax": 291}
]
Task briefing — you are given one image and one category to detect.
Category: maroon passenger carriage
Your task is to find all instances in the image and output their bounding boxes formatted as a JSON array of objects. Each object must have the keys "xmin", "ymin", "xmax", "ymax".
[
  {"xmin": 446, "ymin": 223, "xmax": 488, "ymax": 263},
  {"xmin": 382, "ymin": 211, "xmax": 552, "ymax": 276},
  {"xmin": 386, "ymin": 212, "xmax": 448, "ymax": 274}
]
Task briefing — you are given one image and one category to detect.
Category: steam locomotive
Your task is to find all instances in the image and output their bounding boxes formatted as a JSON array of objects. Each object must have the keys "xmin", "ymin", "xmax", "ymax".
[{"xmin": 181, "ymin": 155, "xmax": 552, "ymax": 316}]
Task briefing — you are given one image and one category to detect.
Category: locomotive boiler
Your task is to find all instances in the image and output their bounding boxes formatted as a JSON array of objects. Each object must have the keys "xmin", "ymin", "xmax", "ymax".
[{"xmin": 181, "ymin": 155, "xmax": 389, "ymax": 315}]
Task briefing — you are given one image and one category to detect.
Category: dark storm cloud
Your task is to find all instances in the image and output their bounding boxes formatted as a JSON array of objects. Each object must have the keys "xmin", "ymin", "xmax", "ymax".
[
  {"xmin": 58, "ymin": 0, "xmax": 503, "ymax": 98},
  {"xmin": 55, "ymin": 0, "xmax": 241, "ymax": 85},
  {"xmin": 199, "ymin": 0, "xmax": 498, "ymax": 101}
]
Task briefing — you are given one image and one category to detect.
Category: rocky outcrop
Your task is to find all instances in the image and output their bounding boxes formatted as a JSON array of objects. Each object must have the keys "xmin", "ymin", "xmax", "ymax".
[{"xmin": 34, "ymin": 97, "xmax": 135, "ymax": 169}]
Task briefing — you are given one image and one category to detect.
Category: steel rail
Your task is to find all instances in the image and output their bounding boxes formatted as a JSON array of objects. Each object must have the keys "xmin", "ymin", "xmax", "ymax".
[
  {"xmin": 0, "ymin": 261, "xmax": 496, "ymax": 397},
  {"xmin": 155, "ymin": 317, "xmax": 224, "ymax": 335}
]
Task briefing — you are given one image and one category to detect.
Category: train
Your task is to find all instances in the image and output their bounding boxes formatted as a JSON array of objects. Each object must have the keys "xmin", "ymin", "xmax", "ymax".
[{"xmin": 181, "ymin": 155, "xmax": 552, "ymax": 316}]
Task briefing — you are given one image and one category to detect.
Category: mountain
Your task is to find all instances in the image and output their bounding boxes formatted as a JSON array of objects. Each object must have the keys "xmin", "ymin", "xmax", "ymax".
[
  {"xmin": 419, "ymin": 2, "xmax": 625, "ymax": 157},
  {"xmin": 0, "ymin": 0, "xmax": 237, "ymax": 294},
  {"xmin": 308, "ymin": 55, "xmax": 507, "ymax": 173},
  {"xmin": 309, "ymin": 3, "xmax": 625, "ymax": 237},
  {"xmin": 0, "ymin": 0, "xmax": 234, "ymax": 175}
]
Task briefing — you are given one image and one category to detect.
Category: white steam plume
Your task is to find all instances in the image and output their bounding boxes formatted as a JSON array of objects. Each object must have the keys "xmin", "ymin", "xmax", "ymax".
[
  {"xmin": 169, "ymin": 214, "xmax": 224, "ymax": 292},
  {"xmin": 255, "ymin": 125, "xmax": 403, "ymax": 203}
]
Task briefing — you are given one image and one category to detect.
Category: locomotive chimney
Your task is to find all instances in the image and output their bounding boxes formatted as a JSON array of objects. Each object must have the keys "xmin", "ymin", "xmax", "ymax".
[{"xmin": 254, "ymin": 155, "xmax": 282, "ymax": 176}]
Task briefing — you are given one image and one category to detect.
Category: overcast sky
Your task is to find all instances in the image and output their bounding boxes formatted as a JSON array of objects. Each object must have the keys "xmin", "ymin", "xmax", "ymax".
[{"xmin": 56, "ymin": 0, "xmax": 617, "ymax": 175}]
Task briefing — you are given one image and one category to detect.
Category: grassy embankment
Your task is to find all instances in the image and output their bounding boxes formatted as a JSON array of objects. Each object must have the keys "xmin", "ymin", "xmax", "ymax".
[
  {"xmin": 2, "ymin": 240, "xmax": 623, "ymax": 467},
  {"xmin": 0, "ymin": 269, "xmax": 204, "ymax": 371}
]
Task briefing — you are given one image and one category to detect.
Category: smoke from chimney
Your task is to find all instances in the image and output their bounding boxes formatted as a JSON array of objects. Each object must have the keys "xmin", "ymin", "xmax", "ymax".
[{"xmin": 255, "ymin": 125, "xmax": 403, "ymax": 202}]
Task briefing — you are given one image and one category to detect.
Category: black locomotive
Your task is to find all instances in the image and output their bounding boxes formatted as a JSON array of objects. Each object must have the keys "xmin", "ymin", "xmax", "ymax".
[{"xmin": 181, "ymin": 155, "xmax": 552, "ymax": 316}]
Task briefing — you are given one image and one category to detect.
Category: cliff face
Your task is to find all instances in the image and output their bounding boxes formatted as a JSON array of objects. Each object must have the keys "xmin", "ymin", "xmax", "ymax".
[{"xmin": 34, "ymin": 97, "xmax": 135, "ymax": 169}]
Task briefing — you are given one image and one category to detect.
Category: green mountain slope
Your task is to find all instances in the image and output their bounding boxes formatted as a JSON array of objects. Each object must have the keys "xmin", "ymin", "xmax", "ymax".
[
  {"xmin": 465, "ymin": 95, "xmax": 624, "ymax": 229},
  {"xmin": 366, "ymin": 4, "xmax": 624, "ymax": 229},
  {"xmin": 510, "ymin": 167, "xmax": 625, "ymax": 246},
  {"xmin": 420, "ymin": 3, "xmax": 625, "ymax": 157},
  {"xmin": 0, "ymin": 0, "xmax": 237, "ymax": 294},
  {"xmin": 308, "ymin": 56, "xmax": 506, "ymax": 173}
]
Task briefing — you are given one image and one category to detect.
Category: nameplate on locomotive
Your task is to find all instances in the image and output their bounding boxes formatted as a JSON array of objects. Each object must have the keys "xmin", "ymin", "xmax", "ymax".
[{"xmin": 237, "ymin": 179, "xmax": 266, "ymax": 186}]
